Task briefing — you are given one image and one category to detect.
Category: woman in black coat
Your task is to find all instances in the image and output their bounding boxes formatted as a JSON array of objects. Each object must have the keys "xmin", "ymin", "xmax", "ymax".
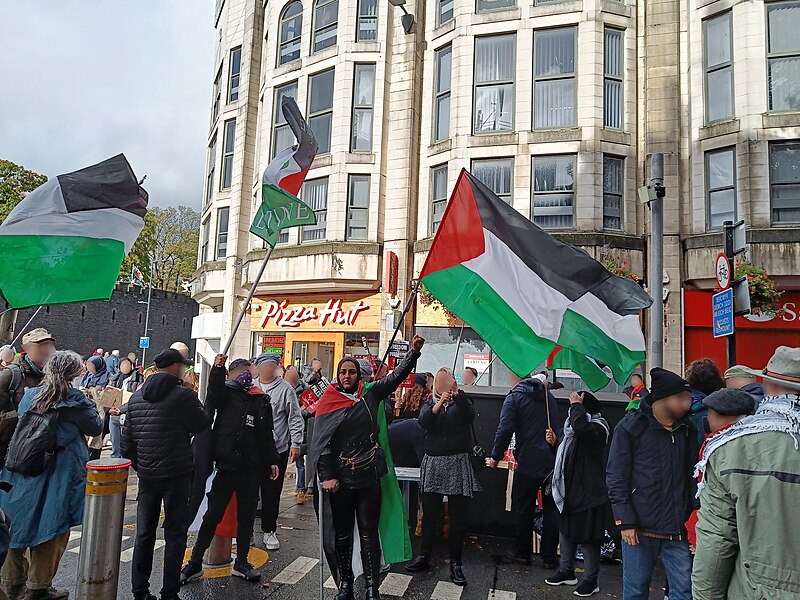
[{"xmin": 545, "ymin": 391, "xmax": 610, "ymax": 597}]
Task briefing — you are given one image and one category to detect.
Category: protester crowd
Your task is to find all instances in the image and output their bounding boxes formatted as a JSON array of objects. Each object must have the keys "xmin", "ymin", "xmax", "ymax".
[{"xmin": 0, "ymin": 324, "xmax": 797, "ymax": 600}]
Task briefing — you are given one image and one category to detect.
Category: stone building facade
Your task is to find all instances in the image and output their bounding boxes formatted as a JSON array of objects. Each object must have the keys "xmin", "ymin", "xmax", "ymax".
[{"xmin": 192, "ymin": 0, "xmax": 800, "ymax": 381}]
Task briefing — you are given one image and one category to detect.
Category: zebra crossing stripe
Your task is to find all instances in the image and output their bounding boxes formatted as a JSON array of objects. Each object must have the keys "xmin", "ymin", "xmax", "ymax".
[
  {"xmin": 271, "ymin": 556, "xmax": 319, "ymax": 585},
  {"xmin": 68, "ymin": 536, "xmax": 129, "ymax": 555},
  {"xmin": 488, "ymin": 591, "xmax": 516, "ymax": 600},
  {"xmin": 379, "ymin": 573, "xmax": 412, "ymax": 597},
  {"xmin": 431, "ymin": 581, "xmax": 464, "ymax": 600},
  {"xmin": 324, "ymin": 575, "xmax": 337, "ymax": 589},
  {"xmin": 120, "ymin": 539, "xmax": 164, "ymax": 563},
  {"xmin": 69, "ymin": 531, "xmax": 81, "ymax": 542}
]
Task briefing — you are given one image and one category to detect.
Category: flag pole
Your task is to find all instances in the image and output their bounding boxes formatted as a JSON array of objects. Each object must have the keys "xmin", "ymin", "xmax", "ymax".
[
  {"xmin": 10, "ymin": 306, "xmax": 43, "ymax": 347},
  {"xmin": 318, "ymin": 478, "xmax": 324, "ymax": 600},
  {"xmin": 379, "ymin": 279, "xmax": 421, "ymax": 368},
  {"xmin": 474, "ymin": 354, "xmax": 498, "ymax": 384},
  {"xmin": 451, "ymin": 322, "xmax": 465, "ymax": 374},
  {"xmin": 222, "ymin": 245, "xmax": 274, "ymax": 356}
]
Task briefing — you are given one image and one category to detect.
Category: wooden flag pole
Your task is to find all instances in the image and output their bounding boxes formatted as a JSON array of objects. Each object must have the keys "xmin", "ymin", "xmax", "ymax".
[{"xmin": 221, "ymin": 245, "xmax": 274, "ymax": 356}]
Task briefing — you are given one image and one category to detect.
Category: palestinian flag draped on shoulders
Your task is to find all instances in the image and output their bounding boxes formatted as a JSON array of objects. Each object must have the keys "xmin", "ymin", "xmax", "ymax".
[{"xmin": 420, "ymin": 169, "xmax": 651, "ymax": 388}]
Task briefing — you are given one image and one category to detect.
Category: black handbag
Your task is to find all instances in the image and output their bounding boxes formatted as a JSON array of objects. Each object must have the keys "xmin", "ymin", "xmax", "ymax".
[{"xmin": 469, "ymin": 422, "xmax": 486, "ymax": 472}]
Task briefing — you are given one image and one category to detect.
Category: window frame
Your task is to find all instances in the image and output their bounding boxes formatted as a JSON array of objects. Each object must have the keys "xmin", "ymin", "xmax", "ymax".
[
  {"xmin": 211, "ymin": 65, "xmax": 223, "ymax": 123},
  {"xmin": 227, "ymin": 46, "xmax": 242, "ymax": 103},
  {"xmin": 602, "ymin": 155, "xmax": 624, "ymax": 231},
  {"xmin": 278, "ymin": 1, "xmax": 303, "ymax": 66},
  {"xmin": 301, "ymin": 177, "xmax": 329, "ymax": 242},
  {"xmin": 531, "ymin": 154, "xmax": 577, "ymax": 229},
  {"xmin": 705, "ymin": 147, "xmax": 737, "ymax": 230},
  {"xmin": 308, "ymin": 69, "xmax": 335, "ymax": 154},
  {"xmin": 769, "ymin": 141, "xmax": 800, "ymax": 224},
  {"xmin": 313, "ymin": 0, "xmax": 339, "ymax": 53},
  {"xmin": 215, "ymin": 207, "xmax": 230, "ymax": 260},
  {"xmin": 473, "ymin": 34, "xmax": 516, "ymax": 134},
  {"xmin": 271, "ymin": 81, "xmax": 298, "ymax": 159},
  {"xmin": 766, "ymin": 0, "xmax": 800, "ymax": 112},
  {"xmin": 346, "ymin": 174, "xmax": 371, "ymax": 240},
  {"xmin": 533, "ymin": 26, "xmax": 578, "ymax": 130},
  {"xmin": 603, "ymin": 27, "xmax": 624, "ymax": 130},
  {"xmin": 476, "ymin": 0, "xmax": 515, "ymax": 12},
  {"xmin": 437, "ymin": 0, "xmax": 454, "ymax": 26},
  {"xmin": 433, "ymin": 44, "xmax": 452, "ymax": 142},
  {"xmin": 205, "ymin": 134, "xmax": 217, "ymax": 205},
  {"xmin": 220, "ymin": 119, "xmax": 236, "ymax": 190},
  {"xmin": 471, "ymin": 158, "xmax": 514, "ymax": 204},
  {"xmin": 351, "ymin": 63, "xmax": 376, "ymax": 152},
  {"xmin": 356, "ymin": 0, "xmax": 378, "ymax": 42},
  {"xmin": 430, "ymin": 164, "xmax": 449, "ymax": 236},
  {"xmin": 201, "ymin": 218, "xmax": 211, "ymax": 263},
  {"xmin": 703, "ymin": 12, "xmax": 734, "ymax": 123}
]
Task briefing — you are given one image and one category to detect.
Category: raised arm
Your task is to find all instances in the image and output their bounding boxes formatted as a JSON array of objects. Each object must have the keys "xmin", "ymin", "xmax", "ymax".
[{"xmin": 369, "ymin": 336, "xmax": 425, "ymax": 401}]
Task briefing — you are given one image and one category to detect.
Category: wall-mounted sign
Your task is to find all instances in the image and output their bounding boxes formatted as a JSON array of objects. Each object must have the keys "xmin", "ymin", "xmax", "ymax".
[
  {"xmin": 384, "ymin": 251, "xmax": 399, "ymax": 296},
  {"xmin": 251, "ymin": 293, "xmax": 382, "ymax": 332}
]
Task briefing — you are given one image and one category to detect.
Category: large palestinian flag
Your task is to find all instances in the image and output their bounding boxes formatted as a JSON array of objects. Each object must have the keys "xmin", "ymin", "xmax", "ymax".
[
  {"xmin": 0, "ymin": 154, "xmax": 148, "ymax": 308},
  {"xmin": 420, "ymin": 169, "xmax": 651, "ymax": 385},
  {"xmin": 250, "ymin": 97, "xmax": 318, "ymax": 246}
]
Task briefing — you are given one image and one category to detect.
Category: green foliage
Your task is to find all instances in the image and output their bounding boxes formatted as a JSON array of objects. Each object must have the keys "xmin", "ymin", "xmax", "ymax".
[
  {"xmin": 734, "ymin": 261, "xmax": 784, "ymax": 316},
  {"xmin": 121, "ymin": 206, "xmax": 200, "ymax": 293},
  {"xmin": 0, "ymin": 159, "xmax": 48, "ymax": 224}
]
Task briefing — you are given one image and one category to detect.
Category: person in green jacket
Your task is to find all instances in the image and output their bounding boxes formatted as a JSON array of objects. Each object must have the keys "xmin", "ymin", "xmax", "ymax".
[{"xmin": 692, "ymin": 346, "xmax": 800, "ymax": 600}]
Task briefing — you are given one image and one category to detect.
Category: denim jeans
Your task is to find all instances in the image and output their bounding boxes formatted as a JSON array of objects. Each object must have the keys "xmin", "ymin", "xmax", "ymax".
[
  {"xmin": 109, "ymin": 415, "xmax": 122, "ymax": 459},
  {"xmin": 621, "ymin": 536, "xmax": 692, "ymax": 600},
  {"xmin": 296, "ymin": 455, "xmax": 306, "ymax": 492},
  {"xmin": 559, "ymin": 535, "xmax": 600, "ymax": 585}
]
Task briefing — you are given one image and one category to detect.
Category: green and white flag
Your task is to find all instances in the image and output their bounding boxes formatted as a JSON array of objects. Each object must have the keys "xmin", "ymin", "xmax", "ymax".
[
  {"xmin": 0, "ymin": 154, "xmax": 148, "ymax": 308},
  {"xmin": 250, "ymin": 98, "xmax": 318, "ymax": 246}
]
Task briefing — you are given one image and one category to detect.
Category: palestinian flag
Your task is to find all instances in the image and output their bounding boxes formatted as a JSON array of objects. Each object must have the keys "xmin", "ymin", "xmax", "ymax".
[
  {"xmin": 0, "ymin": 154, "xmax": 148, "ymax": 308},
  {"xmin": 548, "ymin": 346, "xmax": 611, "ymax": 392},
  {"xmin": 420, "ymin": 169, "xmax": 651, "ymax": 385},
  {"xmin": 250, "ymin": 98, "xmax": 318, "ymax": 246}
]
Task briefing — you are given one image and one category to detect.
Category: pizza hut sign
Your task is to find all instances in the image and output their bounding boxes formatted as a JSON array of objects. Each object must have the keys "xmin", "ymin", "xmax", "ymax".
[{"xmin": 260, "ymin": 298, "xmax": 370, "ymax": 328}]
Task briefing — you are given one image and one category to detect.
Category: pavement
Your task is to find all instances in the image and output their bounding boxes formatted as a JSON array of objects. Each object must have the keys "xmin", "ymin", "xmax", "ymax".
[{"xmin": 53, "ymin": 460, "xmax": 666, "ymax": 599}]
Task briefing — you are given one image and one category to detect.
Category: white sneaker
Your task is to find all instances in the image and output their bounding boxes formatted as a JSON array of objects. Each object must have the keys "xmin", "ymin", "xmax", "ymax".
[{"xmin": 263, "ymin": 531, "xmax": 280, "ymax": 550}]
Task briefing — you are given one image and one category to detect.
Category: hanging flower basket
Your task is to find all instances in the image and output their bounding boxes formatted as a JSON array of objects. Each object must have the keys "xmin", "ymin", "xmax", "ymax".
[
  {"xmin": 734, "ymin": 262, "xmax": 783, "ymax": 316},
  {"xmin": 419, "ymin": 283, "xmax": 460, "ymax": 323},
  {"xmin": 602, "ymin": 256, "xmax": 641, "ymax": 283}
]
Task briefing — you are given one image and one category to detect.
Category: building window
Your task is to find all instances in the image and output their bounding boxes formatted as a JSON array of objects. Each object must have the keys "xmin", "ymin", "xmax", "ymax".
[
  {"xmin": 271, "ymin": 82, "xmax": 298, "ymax": 159},
  {"xmin": 438, "ymin": 0, "xmax": 454, "ymax": 25},
  {"xmin": 477, "ymin": 0, "xmax": 514, "ymax": 11},
  {"xmin": 602, "ymin": 156, "xmax": 623, "ymax": 230},
  {"xmin": 211, "ymin": 65, "xmax": 222, "ymax": 122},
  {"xmin": 221, "ymin": 119, "xmax": 236, "ymax": 190},
  {"xmin": 279, "ymin": 2, "xmax": 303, "ymax": 65},
  {"xmin": 301, "ymin": 178, "xmax": 328, "ymax": 241},
  {"xmin": 309, "ymin": 69, "xmax": 335, "ymax": 154},
  {"xmin": 205, "ymin": 135, "xmax": 217, "ymax": 204},
  {"xmin": 277, "ymin": 231, "xmax": 290, "ymax": 244},
  {"xmin": 357, "ymin": 0, "xmax": 377, "ymax": 41},
  {"xmin": 473, "ymin": 35, "xmax": 515, "ymax": 133},
  {"xmin": 534, "ymin": 27, "xmax": 577, "ymax": 129},
  {"xmin": 201, "ymin": 218, "xmax": 210, "ymax": 262},
  {"xmin": 770, "ymin": 141, "xmax": 800, "ymax": 223},
  {"xmin": 767, "ymin": 1, "xmax": 800, "ymax": 111},
  {"xmin": 604, "ymin": 28, "xmax": 624, "ymax": 129},
  {"xmin": 430, "ymin": 165, "xmax": 448, "ymax": 235},
  {"xmin": 228, "ymin": 46, "xmax": 242, "ymax": 103},
  {"xmin": 706, "ymin": 148, "xmax": 736, "ymax": 229},
  {"xmin": 434, "ymin": 45, "xmax": 452, "ymax": 141},
  {"xmin": 216, "ymin": 207, "xmax": 230, "ymax": 259},
  {"xmin": 704, "ymin": 12, "xmax": 734, "ymax": 122},
  {"xmin": 532, "ymin": 155, "xmax": 575, "ymax": 229},
  {"xmin": 347, "ymin": 175, "xmax": 370, "ymax": 240},
  {"xmin": 313, "ymin": 0, "xmax": 338, "ymax": 52},
  {"xmin": 351, "ymin": 64, "xmax": 375, "ymax": 151},
  {"xmin": 472, "ymin": 158, "xmax": 513, "ymax": 204}
]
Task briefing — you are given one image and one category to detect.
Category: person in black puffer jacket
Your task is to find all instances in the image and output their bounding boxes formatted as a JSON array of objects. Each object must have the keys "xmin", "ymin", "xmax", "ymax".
[{"xmin": 122, "ymin": 349, "xmax": 211, "ymax": 600}]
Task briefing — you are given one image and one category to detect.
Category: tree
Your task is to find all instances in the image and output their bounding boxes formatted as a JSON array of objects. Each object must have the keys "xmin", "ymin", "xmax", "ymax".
[
  {"xmin": 121, "ymin": 206, "xmax": 200, "ymax": 292},
  {"xmin": 0, "ymin": 159, "xmax": 48, "ymax": 225}
]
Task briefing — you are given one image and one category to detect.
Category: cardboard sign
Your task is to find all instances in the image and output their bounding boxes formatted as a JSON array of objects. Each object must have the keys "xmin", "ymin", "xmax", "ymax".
[
  {"xmin": 299, "ymin": 377, "xmax": 330, "ymax": 414},
  {"xmin": 387, "ymin": 341, "xmax": 414, "ymax": 388}
]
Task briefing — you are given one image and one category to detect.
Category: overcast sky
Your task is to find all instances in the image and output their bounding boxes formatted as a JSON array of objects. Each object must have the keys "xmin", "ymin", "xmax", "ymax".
[{"xmin": 0, "ymin": 2, "xmax": 215, "ymax": 210}]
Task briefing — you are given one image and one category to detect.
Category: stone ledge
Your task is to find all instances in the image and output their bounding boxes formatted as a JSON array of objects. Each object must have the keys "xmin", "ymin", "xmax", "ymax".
[
  {"xmin": 469, "ymin": 132, "xmax": 519, "ymax": 147},
  {"xmin": 471, "ymin": 7, "xmax": 522, "ymax": 25},
  {"xmin": 194, "ymin": 260, "xmax": 227, "ymax": 278},
  {"xmin": 312, "ymin": 154, "xmax": 333, "ymax": 168},
  {"xmin": 432, "ymin": 19, "xmax": 456, "ymax": 40},
  {"xmin": 528, "ymin": 128, "xmax": 582, "ymax": 143},
  {"xmin": 600, "ymin": 0, "xmax": 633, "ymax": 16},
  {"xmin": 428, "ymin": 139, "xmax": 452, "ymax": 156},
  {"xmin": 762, "ymin": 111, "xmax": 800, "ymax": 129},
  {"xmin": 698, "ymin": 118, "xmax": 740, "ymax": 141},
  {"xmin": 414, "ymin": 232, "xmax": 644, "ymax": 253},
  {"xmin": 345, "ymin": 152, "xmax": 375, "ymax": 164},
  {"xmin": 683, "ymin": 228, "xmax": 800, "ymax": 251},
  {"xmin": 531, "ymin": 0, "xmax": 583, "ymax": 16},
  {"xmin": 245, "ymin": 242, "xmax": 382, "ymax": 262},
  {"xmin": 600, "ymin": 128, "xmax": 631, "ymax": 146}
]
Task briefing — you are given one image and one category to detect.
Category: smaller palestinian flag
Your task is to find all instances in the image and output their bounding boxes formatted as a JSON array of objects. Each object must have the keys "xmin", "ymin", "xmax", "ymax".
[
  {"xmin": 420, "ymin": 169, "xmax": 651, "ymax": 385},
  {"xmin": 0, "ymin": 154, "xmax": 148, "ymax": 308},
  {"xmin": 250, "ymin": 98, "xmax": 318, "ymax": 246},
  {"xmin": 548, "ymin": 346, "xmax": 611, "ymax": 392}
]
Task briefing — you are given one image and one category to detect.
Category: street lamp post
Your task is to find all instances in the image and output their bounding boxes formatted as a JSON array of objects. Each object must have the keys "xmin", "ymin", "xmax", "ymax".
[{"xmin": 139, "ymin": 257, "xmax": 156, "ymax": 366}]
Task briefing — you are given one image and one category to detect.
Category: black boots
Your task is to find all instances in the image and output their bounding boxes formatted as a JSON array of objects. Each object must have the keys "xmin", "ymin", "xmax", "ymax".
[
  {"xmin": 405, "ymin": 552, "xmax": 432, "ymax": 572},
  {"xmin": 450, "ymin": 562, "xmax": 467, "ymax": 586},
  {"xmin": 334, "ymin": 540, "xmax": 354, "ymax": 600},
  {"xmin": 361, "ymin": 550, "xmax": 382, "ymax": 600}
]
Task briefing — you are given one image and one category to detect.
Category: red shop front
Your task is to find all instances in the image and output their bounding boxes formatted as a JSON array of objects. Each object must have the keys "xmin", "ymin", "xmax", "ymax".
[{"xmin": 684, "ymin": 290, "xmax": 800, "ymax": 370}]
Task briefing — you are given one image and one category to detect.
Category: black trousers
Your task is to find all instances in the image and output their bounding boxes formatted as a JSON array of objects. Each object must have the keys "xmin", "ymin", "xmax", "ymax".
[
  {"xmin": 420, "ymin": 492, "xmax": 470, "ymax": 562},
  {"xmin": 329, "ymin": 483, "xmax": 381, "ymax": 554},
  {"xmin": 190, "ymin": 469, "xmax": 260, "ymax": 565},
  {"xmin": 260, "ymin": 450, "xmax": 289, "ymax": 533},
  {"xmin": 512, "ymin": 471, "xmax": 558, "ymax": 563},
  {"xmin": 132, "ymin": 474, "xmax": 192, "ymax": 599}
]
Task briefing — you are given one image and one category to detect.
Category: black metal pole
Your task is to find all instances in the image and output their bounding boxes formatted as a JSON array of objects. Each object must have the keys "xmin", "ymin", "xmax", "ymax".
[
  {"xmin": 724, "ymin": 221, "xmax": 736, "ymax": 367},
  {"xmin": 379, "ymin": 279, "xmax": 421, "ymax": 368}
]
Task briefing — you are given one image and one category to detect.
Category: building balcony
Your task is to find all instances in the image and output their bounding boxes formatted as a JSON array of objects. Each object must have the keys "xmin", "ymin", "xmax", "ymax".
[{"xmin": 192, "ymin": 260, "xmax": 227, "ymax": 305}]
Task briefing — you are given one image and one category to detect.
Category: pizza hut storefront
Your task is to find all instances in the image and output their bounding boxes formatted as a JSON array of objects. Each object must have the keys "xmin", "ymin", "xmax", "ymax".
[
  {"xmin": 249, "ymin": 292, "xmax": 382, "ymax": 380},
  {"xmin": 684, "ymin": 290, "xmax": 800, "ymax": 370}
]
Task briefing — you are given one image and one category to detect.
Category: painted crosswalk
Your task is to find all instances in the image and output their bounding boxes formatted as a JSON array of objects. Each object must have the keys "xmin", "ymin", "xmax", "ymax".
[
  {"xmin": 271, "ymin": 556, "xmax": 319, "ymax": 585},
  {"xmin": 120, "ymin": 539, "xmax": 163, "ymax": 563},
  {"xmin": 68, "ymin": 535, "xmax": 130, "ymax": 554},
  {"xmin": 379, "ymin": 572, "xmax": 413, "ymax": 596},
  {"xmin": 431, "ymin": 581, "xmax": 465, "ymax": 600}
]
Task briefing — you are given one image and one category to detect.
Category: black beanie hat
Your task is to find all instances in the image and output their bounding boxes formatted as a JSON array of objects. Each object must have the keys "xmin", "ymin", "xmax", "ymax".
[
  {"xmin": 649, "ymin": 367, "xmax": 691, "ymax": 402},
  {"xmin": 581, "ymin": 391, "xmax": 601, "ymax": 414}
]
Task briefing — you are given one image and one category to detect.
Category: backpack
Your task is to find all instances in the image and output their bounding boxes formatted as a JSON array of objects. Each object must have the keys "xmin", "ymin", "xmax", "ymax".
[
  {"xmin": 5, "ymin": 408, "xmax": 61, "ymax": 476},
  {"xmin": 0, "ymin": 364, "xmax": 25, "ymax": 468},
  {"xmin": 6, "ymin": 365, "xmax": 23, "ymax": 404}
]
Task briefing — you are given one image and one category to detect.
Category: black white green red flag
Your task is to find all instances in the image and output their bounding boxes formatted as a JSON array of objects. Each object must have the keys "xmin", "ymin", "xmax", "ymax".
[
  {"xmin": 250, "ymin": 98, "xmax": 318, "ymax": 246},
  {"xmin": 0, "ymin": 154, "xmax": 148, "ymax": 308},
  {"xmin": 420, "ymin": 169, "xmax": 651, "ymax": 385}
]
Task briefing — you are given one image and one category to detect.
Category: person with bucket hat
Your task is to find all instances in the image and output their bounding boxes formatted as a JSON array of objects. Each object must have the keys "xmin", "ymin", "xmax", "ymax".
[
  {"xmin": 693, "ymin": 347, "xmax": 800, "ymax": 599},
  {"xmin": 723, "ymin": 364, "xmax": 764, "ymax": 406},
  {"xmin": 606, "ymin": 367, "xmax": 698, "ymax": 600}
]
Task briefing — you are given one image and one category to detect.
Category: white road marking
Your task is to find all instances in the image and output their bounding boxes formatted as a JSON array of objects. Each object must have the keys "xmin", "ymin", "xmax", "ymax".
[
  {"xmin": 271, "ymin": 556, "xmax": 319, "ymax": 585},
  {"xmin": 379, "ymin": 573, "xmax": 413, "ymax": 596},
  {"xmin": 69, "ymin": 535, "xmax": 130, "ymax": 554},
  {"xmin": 69, "ymin": 531, "xmax": 82, "ymax": 542},
  {"xmin": 324, "ymin": 576, "xmax": 337, "ymax": 589},
  {"xmin": 431, "ymin": 581, "xmax": 464, "ymax": 600},
  {"xmin": 488, "ymin": 591, "xmax": 516, "ymax": 600},
  {"xmin": 120, "ymin": 539, "xmax": 162, "ymax": 563}
]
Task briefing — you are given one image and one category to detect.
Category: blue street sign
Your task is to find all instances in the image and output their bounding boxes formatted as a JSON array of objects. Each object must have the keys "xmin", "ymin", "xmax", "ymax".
[
  {"xmin": 139, "ymin": 336, "xmax": 150, "ymax": 349},
  {"xmin": 712, "ymin": 288, "xmax": 734, "ymax": 338}
]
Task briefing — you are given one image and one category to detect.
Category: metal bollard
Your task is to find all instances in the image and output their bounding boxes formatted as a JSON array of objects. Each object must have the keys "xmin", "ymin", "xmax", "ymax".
[
  {"xmin": 203, "ymin": 535, "xmax": 234, "ymax": 568},
  {"xmin": 76, "ymin": 458, "xmax": 132, "ymax": 600}
]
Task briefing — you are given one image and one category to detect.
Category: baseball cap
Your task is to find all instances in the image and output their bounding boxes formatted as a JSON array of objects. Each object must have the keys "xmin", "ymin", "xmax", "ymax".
[
  {"xmin": 22, "ymin": 328, "xmax": 55, "ymax": 345},
  {"xmin": 153, "ymin": 348, "xmax": 193, "ymax": 369}
]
